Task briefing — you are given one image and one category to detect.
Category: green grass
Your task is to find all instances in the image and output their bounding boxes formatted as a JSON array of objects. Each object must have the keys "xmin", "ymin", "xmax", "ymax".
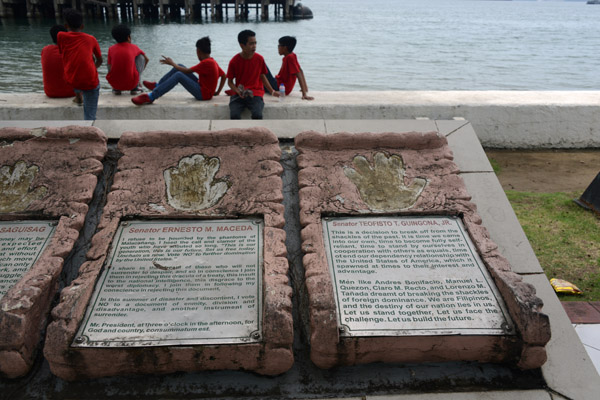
[
  {"xmin": 505, "ymin": 191, "xmax": 600, "ymax": 301},
  {"xmin": 488, "ymin": 157, "xmax": 501, "ymax": 174}
]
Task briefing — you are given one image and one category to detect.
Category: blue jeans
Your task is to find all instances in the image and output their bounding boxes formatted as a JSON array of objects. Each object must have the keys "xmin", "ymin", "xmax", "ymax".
[
  {"xmin": 151, "ymin": 65, "xmax": 204, "ymax": 101},
  {"xmin": 74, "ymin": 84, "xmax": 100, "ymax": 120},
  {"xmin": 229, "ymin": 95, "xmax": 264, "ymax": 119}
]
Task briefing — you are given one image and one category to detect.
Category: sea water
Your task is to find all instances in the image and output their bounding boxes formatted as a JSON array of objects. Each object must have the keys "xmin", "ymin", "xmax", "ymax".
[{"xmin": 1, "ymin": 0, "xmax": 600, "ymax": 93}]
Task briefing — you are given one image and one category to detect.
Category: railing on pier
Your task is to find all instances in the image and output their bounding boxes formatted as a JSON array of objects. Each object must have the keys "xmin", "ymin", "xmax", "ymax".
[{"xmin": 0, "ymin": 0, "xmax": 297, "ymax": 20}]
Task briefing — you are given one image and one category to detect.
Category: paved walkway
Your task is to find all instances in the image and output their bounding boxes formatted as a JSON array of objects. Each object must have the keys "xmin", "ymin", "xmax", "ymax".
[
  {"xmin": 562, "ymin": 302, "xmax": 600, "ymax": 374},
  {"xmin": 3, "ymin": 90, "xmax": 600, "ymax": 148}
]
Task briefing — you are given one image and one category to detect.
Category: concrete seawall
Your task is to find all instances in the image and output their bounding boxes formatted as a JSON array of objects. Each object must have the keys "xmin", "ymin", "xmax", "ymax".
[{"xmin": 2, "ymin": 91, "xmax": 600, "ymax": 148}]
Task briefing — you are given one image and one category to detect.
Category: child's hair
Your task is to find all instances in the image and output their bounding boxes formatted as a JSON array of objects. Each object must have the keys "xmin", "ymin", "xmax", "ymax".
[
  {"xmin": 279, "ymin": 36, "xmax": 297, "ymax": 52},
  {"xmin": 111, "ymin": 24, "xmax": 131, "ymax": 43},
  {"xmin": 196, "ymin": 37, "xmax": 211, "ymax": 54},
  {"xmin": 238, "ymin": 30, "xmax": 256, "ymax": 45},
  {"xmin": 63, "ymin": 8, "xmax": 83, "ymax": 30},
  {"xmin": 49, "ymin": 25, "xmax": 67, "ymax": 44}
]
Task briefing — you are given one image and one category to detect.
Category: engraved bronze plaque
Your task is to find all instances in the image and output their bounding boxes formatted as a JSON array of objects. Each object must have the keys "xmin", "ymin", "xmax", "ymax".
[
  {"xmin": 0, "ymin": 221, "xmax": 55, "ymax": 298},
  {"xmin": 74, "ymin": 219, "xmax": 263, "ymax": 347},
  {"xmin": 323, "ymin": 216, "xmax": 514, "ymax": 337}
]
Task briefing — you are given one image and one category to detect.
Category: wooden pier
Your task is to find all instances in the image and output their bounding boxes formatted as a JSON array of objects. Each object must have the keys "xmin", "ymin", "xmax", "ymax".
[{"xmin": 0, "ymin": 0, "xmax": 297, "ymax": 20}]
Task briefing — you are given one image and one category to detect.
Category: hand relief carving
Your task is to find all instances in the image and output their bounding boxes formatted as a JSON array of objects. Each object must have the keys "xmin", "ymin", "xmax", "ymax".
[
  {"xmin": 164, "ymin": 154, "xmax": 230, "ymax": 211},
  {"xmin": 344, "ymin": 152, "xmax": 426, "ymax": 212},
  {"xmin": 0, "ymin": 161, "xmax": 47, "ymax": 213}
]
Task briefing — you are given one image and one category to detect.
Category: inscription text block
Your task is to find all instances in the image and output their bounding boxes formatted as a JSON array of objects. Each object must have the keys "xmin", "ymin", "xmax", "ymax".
[
  {"xmin": 75, "ymin": 219, "xmax": 263, "ymax": 347},
  {"xmin": 0, "ymin": 221, "xmax": 55, "ymax": 298},
  {"xmin": 323, "ymin": 216, "xmax": 514, "ymax": 337}
]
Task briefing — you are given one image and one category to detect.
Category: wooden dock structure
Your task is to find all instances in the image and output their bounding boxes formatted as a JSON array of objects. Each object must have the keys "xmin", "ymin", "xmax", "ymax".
[{"xmin": 0, "ymin": 0, "xmax": 297, "ymax": 20}]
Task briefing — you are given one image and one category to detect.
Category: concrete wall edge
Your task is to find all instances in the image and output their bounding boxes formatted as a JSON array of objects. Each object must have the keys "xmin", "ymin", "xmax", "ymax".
[{"xmin": 1, "ymin": 91, "xmax": 600, "ymax": 149}]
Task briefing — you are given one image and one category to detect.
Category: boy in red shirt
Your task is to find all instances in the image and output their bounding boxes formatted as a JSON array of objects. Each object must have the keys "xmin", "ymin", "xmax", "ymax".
[
  {"xmin": 106, "ymin": 24, "xmax": 149, "ymax": 95},
  {"xmin": 41, "ymin": 25, "xmax": 79, "ymax": 102},
  {"xmin": 227, "ymin": 30, "xmax": 279, "ymax": 120},
  {"xmin": 272, "ymin": 36, "xmax": 314, "ymax": 100},
  {"xmin": 57, "ymin": 8, "xmax": 102, "ymax": 120},
  {"xmin": 132, "ymin": 37, "xmax": 225, "ymax": 106}
]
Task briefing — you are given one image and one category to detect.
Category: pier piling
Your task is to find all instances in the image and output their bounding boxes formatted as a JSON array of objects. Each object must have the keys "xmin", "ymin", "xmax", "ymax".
[{"xmin": 0, "ymin": 0, "xmax": 296, "ymax": 19}]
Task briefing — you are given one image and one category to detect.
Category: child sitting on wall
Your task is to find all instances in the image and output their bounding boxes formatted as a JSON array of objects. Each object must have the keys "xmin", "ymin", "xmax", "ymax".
[
  {"xmin": 57, "ymin": 8, "xmax": 103, "ymax": 120},
  {"xmin": 266, "ymin": 36, "xmax": 314, "ymax": 100},
  {"xmin": 106, "ymin": 24, "xmax": 149, "ymax": 95},
  {"xmin": 132, "ymin": 37, "xmax": 225, "ymax": 105},
  {"xmin": 227, "ymin": 29, "xmax": 279, "ymax": 120},
  {"xmin": 41, "ymin": 25, "xmax": 80, "ymax": 103}
]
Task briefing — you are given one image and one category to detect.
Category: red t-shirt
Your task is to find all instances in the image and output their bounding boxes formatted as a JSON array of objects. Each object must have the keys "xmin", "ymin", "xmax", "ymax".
[
  {"xmin": 190, "ymin": 58, "xmax": 225, "ymax": 100},
  {"xmin": 57, "ymin": 31, "xmax": 101, "ymax": 90},
  {"xmin": 226, "ymin": 53, "xmax": 268, "ymax": 98},
  {"xmin": 276, "ymin": 52, "xmax": 301, "ymax": 96},
  {"xmin": 106, "ymin": 42, "xmax": 145, "ymax": 91},
  {"xmin": 41, "ymin": 44, "xmax": 75, "ymax": 98}
]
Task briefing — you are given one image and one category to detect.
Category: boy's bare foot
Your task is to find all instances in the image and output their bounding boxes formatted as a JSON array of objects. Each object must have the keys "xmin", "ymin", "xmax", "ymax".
[
  {"xmin": 73, "ymin": 93, "xmax": 83, "ymax": 105},
  {"xmin": 143, "ymin": 81, "xmax": 156, "ymax": 90}
]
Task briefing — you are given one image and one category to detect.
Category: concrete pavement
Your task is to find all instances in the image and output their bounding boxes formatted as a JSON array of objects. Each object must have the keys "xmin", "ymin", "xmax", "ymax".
[{"xmin": 2, "ymin": 90, "xmax": 600, "ymax": 148}]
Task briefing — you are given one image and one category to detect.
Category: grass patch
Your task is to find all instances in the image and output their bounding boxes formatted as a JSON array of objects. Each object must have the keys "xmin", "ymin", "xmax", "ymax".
[
  {"xmin": 487, "ymin": 157, "xmax": 501, "ymax": 174},
  {"xmin": 506, "ymin": 190, "xmax": 600, "ymax": 301}
]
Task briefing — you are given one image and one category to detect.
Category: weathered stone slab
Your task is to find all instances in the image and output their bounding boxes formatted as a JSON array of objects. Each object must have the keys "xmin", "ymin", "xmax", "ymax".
[
  {"xmin": 295, "ymin": 131, "xmax": 550, "ymax": 370},
  {"xmin": 0, "ymin": 126, "xmax": 107, "ymax": 378},
  {"xmin": 45, "ymin": 128, "xmax": 292, "ymax": 380}
]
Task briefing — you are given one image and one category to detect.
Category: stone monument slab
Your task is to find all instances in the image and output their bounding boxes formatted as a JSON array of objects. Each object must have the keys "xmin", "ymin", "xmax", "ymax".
[
  {"xmin": 296, "ymin": 130, "xmax": 550, "ymax": 370},
  {"xmin": 0, "ymin": 126, "xmax": 107, "ymax": 379},
  {"xmin": 45, "ymin": 128, "xmax": 292, "ymax": 380}
]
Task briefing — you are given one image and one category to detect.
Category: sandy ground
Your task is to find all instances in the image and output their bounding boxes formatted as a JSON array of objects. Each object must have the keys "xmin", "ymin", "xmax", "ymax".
[{"xmin": 485, "ymin": 150, "xmax": 600, "ymax": 193}]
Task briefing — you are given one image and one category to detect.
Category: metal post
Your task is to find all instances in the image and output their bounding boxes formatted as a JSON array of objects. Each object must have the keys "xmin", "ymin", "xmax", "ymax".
[
  {"xmin": 25, "ymin": 0, "xmax": 33, "ymax": 17},
  {"xmin": 285, "ymin": 0, "xmax": 293, "ymax": 19},
  {"xmin": 261, "ymin": 0, "xmax": 268, "ymax": 20},
  {"xmin": 184, "ymin": 0, "xmax": 190, "ymax": 17}
]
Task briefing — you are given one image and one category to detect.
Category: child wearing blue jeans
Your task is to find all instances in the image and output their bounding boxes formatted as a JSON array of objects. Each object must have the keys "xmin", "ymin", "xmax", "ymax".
[{"xmin": 132, "ymin": 37, "xmax": 225, "ymax": 105}]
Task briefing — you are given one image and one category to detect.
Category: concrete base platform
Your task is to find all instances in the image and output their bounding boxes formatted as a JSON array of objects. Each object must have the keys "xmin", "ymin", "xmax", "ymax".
[
  {"xmin": 0, "ymin": 120, "xmax": 598, "ymax": 399},
  {"xmin": 2, "ymin": 91, "xmax": 600, "ymax": 148}
]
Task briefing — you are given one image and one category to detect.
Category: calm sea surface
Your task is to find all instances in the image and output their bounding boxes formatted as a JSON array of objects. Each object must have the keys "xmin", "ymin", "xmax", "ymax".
[{"xmin": 1, "ymin": 0, "xmax": 600, "ymax": 93}]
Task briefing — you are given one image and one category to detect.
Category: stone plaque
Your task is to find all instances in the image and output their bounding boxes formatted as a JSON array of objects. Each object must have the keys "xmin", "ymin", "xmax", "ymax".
[
  {"xmin": 0, "ymin": 221, "xmax": 55, "ymax": 298},
  {"xmin": 323, "ymin": 216, "xmax": 514, "ymax": 337},
  {"xmin": 74, "ymin": 218, "xmax": 263, "ymax": 347}
]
